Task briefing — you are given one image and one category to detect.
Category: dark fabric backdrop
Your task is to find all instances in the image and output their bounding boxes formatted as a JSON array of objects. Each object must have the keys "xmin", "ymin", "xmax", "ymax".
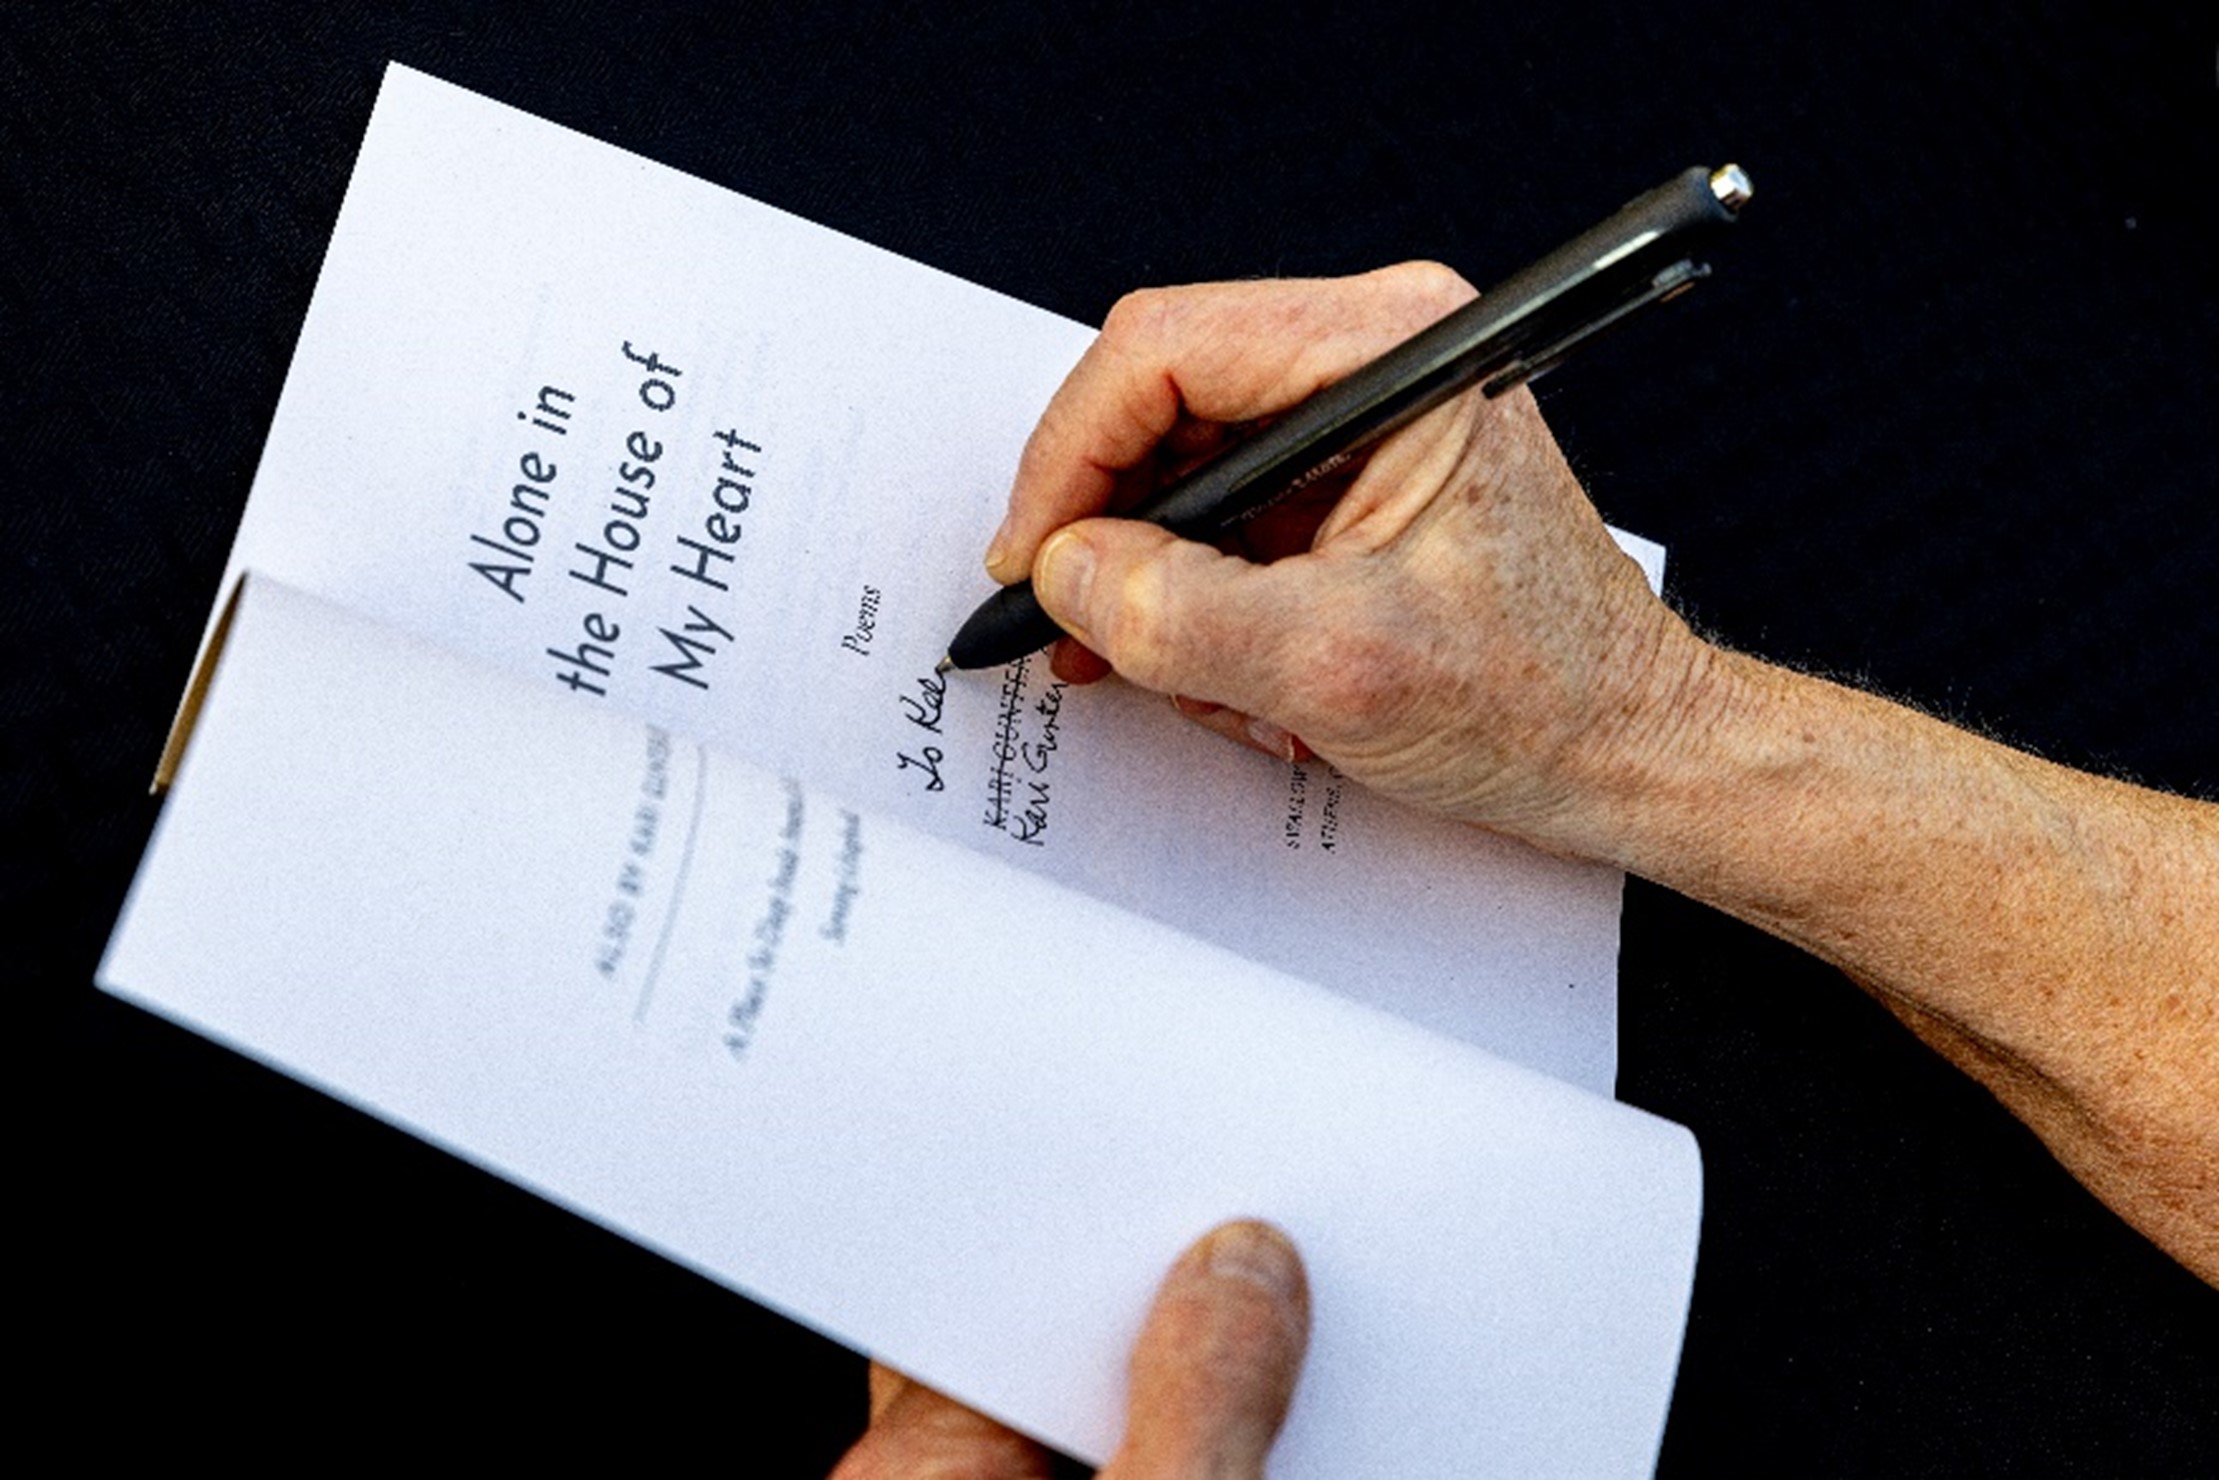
[{"xmin": 8, "ymin": 2, "xmax": 2215, "ymax": 1472}]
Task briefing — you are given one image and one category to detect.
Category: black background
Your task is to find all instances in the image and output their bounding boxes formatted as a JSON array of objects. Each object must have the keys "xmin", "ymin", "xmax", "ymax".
[{"xmin": 9, "ymin": 2, "xmax": 2216, "ymax": 1472}]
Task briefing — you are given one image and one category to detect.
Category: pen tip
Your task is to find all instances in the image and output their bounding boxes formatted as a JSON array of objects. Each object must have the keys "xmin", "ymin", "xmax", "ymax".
[{"xmin": 934, "ymin": 655, "xmax": 955, "ymax": 676}]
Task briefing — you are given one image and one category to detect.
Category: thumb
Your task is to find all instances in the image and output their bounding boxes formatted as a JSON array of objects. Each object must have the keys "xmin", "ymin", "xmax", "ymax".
[
  {"xmin": 1031, "ymin": 520, "xmax": 1314, "ymax": 716},
  {"xmin": 829, "ymin": 1367, "xmax": 1054, "ymax": 1480},
  {"xmin": 1102, "ymin": 1221, "xmax": 1311, "ymax": 1480}
]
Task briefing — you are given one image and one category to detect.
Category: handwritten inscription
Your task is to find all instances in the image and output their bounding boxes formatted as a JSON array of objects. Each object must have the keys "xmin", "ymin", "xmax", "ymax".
[
  {"xmin": 982, "ymin": 660, "xmax": 1070, "ymax": 847},
  {"xmin": 1020, "ymin": 681, "xmax": 1065, "ymax": 773},
  {"xmin": 1012, "ymin": 779, "xmax": 1053, "ymax": 846},
  {"xmin": 1010, "ymin": 681, "xmax": 1068, "ymax": 846},
  {"xmin": 984, "ymin": 656, "xmax": 1031, "ymax": 833},
  {"xmin": 896, "ymin": 745, "xmax": 945, "ymax": 792},
  {"xmin": 896, "ymin": 667, "xmax": 948, "ymax": 792},
  {"xmin": 900, "ymin": 669, "xmax": 946, "ymax": 734}
]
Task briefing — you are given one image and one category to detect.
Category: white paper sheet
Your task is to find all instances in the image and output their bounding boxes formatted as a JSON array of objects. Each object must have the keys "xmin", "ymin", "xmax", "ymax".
[
  {"xmin": 192, "ymin": 63, "xmax": 1667, "ymax": 1093},
  {"xmin": 105, "ymin": 578, "xmax": 1700, "ymax": 1476}
]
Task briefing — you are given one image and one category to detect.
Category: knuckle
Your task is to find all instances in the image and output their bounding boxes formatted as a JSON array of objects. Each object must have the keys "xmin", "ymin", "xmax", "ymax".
[
  {"xmin": 1279, "ymin": 609, "xmax": 1417, "ymax": 734},
  {"xmin": 1100, "ymin": 286, "xmax": 1174, "ymax": 351},
  {"xmin": 1011, "ymin": 414, "xmax": 1062, "ymax": 490},
  {"xmin": 1388, "ymin": 258, "xmax": 1477, "ymax": 315},
  {"xmin": 1098, "ymin": 544, "xmax": 1184, "ymax": 688}
]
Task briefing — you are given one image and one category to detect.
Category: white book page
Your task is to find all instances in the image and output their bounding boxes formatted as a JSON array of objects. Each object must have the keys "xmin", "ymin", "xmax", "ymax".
[
  {"xmin": 105, "ymin": 578, "xmax": 1700, "ymax": 1477},
  {"xmin": 196, "ymin": 63, "xmax": 1666, "ymax": 1094}
]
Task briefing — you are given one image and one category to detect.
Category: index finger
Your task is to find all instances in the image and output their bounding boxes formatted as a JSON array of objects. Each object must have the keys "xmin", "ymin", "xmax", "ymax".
[{"xmin": 987, "ymin": 262, "xmax": 1476, "ymax": 582}]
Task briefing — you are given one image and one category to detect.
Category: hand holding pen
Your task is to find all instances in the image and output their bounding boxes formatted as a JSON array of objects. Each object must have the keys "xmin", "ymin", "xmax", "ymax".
[
  {"xmin": 942, "ymin": 165, "xmax": 1750, "ymax": 674},
  {"xmin": 930, "ymin": 169, "xmax": 1752, "ymax": 860}
]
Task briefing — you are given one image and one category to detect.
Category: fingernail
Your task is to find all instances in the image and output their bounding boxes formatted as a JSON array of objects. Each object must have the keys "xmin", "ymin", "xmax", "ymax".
[
  {"xmin": 1245, "ymin": 717, "xmax": 1301, "ymax": 763},
  {"xmin": 983, "ymin": 515, "xmax": 1016, "ymax": 581},
  {"xmin": 1033, "ymin": 529, "xmax": 1097, "ymax": 636},
  {"xmin": 1173, "ymin": 694, "xmax": 1223, "ymax": 718},
  {"xmin": 1207, "ymin": 1224, "xmax": 1304, "ymax": 1322},
  {"xmin": 1202, "ymin": 1221, "xmax": 1305, "ymax": 1310}
]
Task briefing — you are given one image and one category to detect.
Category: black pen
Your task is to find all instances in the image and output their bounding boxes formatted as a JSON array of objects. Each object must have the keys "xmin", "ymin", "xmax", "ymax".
[{"xmin": 937, "ymin": 164, "xmax": 1751, "ymax": 674}]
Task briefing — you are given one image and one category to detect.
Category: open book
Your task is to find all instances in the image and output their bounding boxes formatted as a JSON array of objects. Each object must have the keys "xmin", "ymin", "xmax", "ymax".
[{"xmin": 100, "ymin": 65, "xmax": 1701, "ymax": 1475}]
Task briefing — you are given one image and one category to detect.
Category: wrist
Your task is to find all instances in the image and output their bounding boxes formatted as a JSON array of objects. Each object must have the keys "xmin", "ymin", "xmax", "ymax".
[{"xmin": 1529, "ymin": 610, "xmax": 1756, "ymax": 874}]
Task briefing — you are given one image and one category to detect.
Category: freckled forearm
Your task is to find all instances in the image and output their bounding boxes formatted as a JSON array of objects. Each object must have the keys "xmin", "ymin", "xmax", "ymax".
[{"xmin": 1581, "ymin": 639, "xmax": 2219, "ymax": 1280}]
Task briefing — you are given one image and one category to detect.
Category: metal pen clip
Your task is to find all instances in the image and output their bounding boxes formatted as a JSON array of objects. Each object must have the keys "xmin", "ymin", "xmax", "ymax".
[
  {"xmin": 1480, "ymin": 163, "xmax": 1750, "ymax": 396},
  {"xmin": 1482, "ymin": 258, "xmax": 1713, "ymax": 397}
]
